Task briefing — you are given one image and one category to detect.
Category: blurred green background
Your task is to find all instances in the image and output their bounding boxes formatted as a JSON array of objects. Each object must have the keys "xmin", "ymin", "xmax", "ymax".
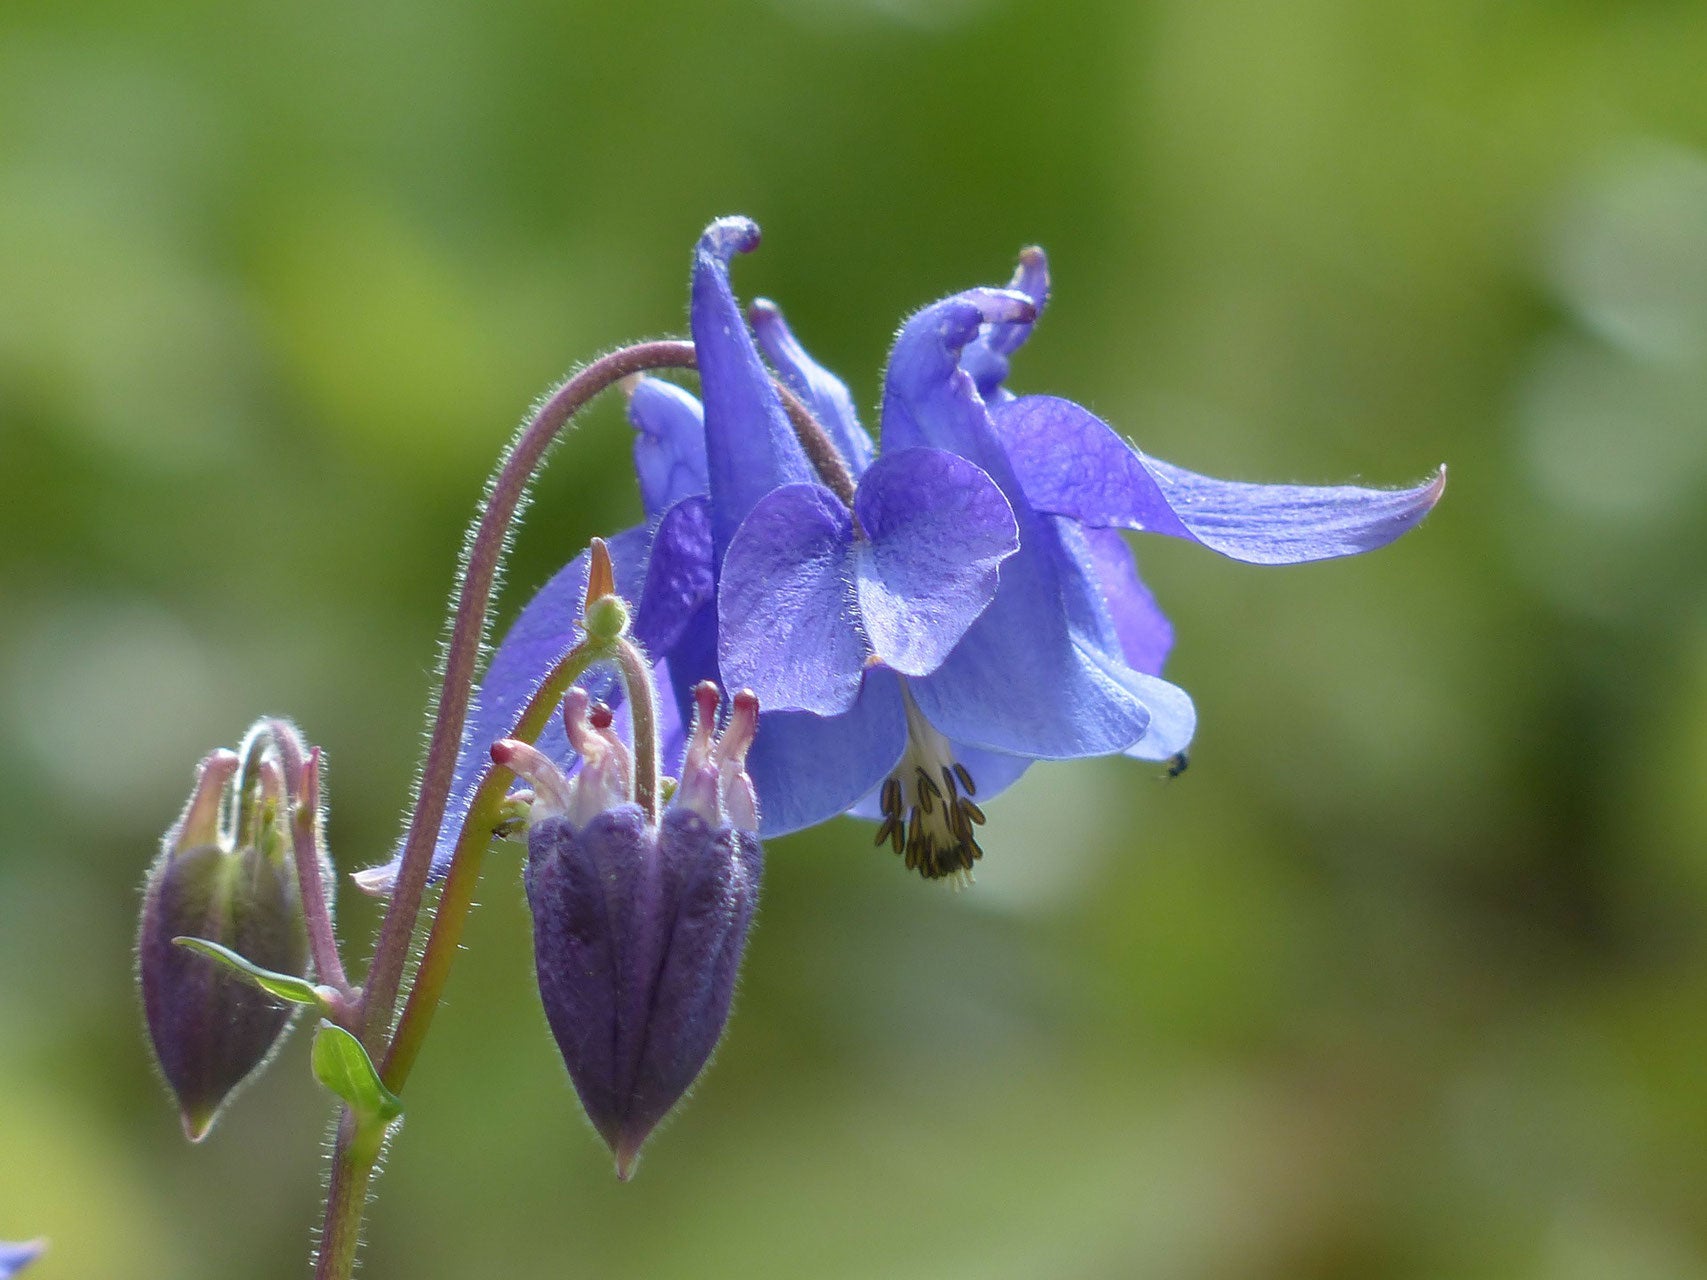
[{"xmin": 4, "ymin": 1, "xmax": 1707, "ymax": 1276}]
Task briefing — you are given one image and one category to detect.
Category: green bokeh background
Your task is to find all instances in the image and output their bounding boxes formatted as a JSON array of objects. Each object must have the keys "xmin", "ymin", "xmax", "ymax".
[{"xmin": 4, "ymin": 2, "xmax": 1707, "ymax": 1276}]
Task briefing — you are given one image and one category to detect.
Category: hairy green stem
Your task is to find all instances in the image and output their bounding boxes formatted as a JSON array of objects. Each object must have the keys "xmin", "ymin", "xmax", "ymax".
[
  {"xmin": 380, "ymin": 638, "xmax": 604, "ymax": 1091},
  {"xmin": 362, "ymin": 340, "xmax": 697, "ymax": 1046},
  {"xmin": 315, "ymin": 1111, "xmax": 382, "ymax": 1280}
]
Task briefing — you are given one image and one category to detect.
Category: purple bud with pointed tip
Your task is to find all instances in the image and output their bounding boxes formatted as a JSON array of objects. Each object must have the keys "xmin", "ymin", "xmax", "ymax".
[
  {"xmin": 501, "ymin": 683, "xmax": 762, "ymax": 1179},
  {"xmin": 138, "ymin": 723, "xmax": 317, "ymax": 1140}
]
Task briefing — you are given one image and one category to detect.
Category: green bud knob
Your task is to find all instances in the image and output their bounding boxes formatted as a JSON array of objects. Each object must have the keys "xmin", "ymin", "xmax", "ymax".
[
  {"xmin": 582, "ymin": 593, "xmax": 630, "ymax": 643},
  {"xmin": 138, "ymin": 724, "xmax": 318, "ymax": 1140}
]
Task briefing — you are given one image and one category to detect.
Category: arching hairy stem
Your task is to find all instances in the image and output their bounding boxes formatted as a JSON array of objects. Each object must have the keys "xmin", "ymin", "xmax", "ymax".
[
  {"xmin": 361, "ymin": 340, "xmax": 698, "ymax": 1045},
  {"xmin": 362, "ymin": 341, "xmax": 854, "ymax": 1045}
]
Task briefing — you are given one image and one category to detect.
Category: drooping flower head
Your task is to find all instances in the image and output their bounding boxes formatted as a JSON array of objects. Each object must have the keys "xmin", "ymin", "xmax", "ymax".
[
  {"xmin": 497, "ymin": 681, "xmax": 763, "ymax": 1179},
  {"xmin": 682, "ymin": 218, "xmax": 1443, "ymax": 876},
  {"xmin": 363, "ymin": 217, "xmax": 1443, "ymax": 892}
]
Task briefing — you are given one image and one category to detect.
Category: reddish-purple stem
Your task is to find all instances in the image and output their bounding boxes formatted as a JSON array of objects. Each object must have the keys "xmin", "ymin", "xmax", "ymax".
[
  {"xmin": 263, "ymin": 722, "xmax": 352, "ymax": 1002},
  {"xmin": 360, "ymin": 340, "xmax": 697, "ymax": 1045}
]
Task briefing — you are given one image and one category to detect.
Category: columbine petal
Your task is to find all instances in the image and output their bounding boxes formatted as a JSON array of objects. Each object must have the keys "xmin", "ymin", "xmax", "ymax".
[
  {"xmin": 635, "ymin": 496, "xmax": 716, "ymax": 656},
  {"xmin": 1082, "ymin": 526, "xmax": 1173, "ymax": 677},
  {"xmin": 909, "ymin": 544, "xmax": 1153, "ymax": 758},
  {"xmin": 719, "ymin": 450, "xmax": 1017, "ymax": 713},
  {"xmin": 744, "ymin": 672, "xmax": 909, "ymax": 838},
  {"xmin": 1052, "ymin": 516, "xmax": 1176, "ymax": 682},
  {"xmin": 749, "ymin": 298, "xmax": 875, "ymax": 476},
  {"xmin": 851, "ymin": 446, "xmax": 1018, "ymax": 679},
  {"xmin": 692, "ymin": 217, "xmax": 814, "ymax": 555},
  {"xmin": 960, "ymin": 246, "xmax": 1051, "ymax": 402},
  {"xmin": 993, "ymin": 395, "xmax": 1446, "ymax": 565},
  {"xmin": 1084, "ymin": 647, "xmax": 1197, "ymax": 761},
  {"xmin": 881, "ymin": 292, "xmax": 1152, "ymax": 759},
  {"xmin": 718, "ymin": 483, "xmax": 869, "ymax": 716},
  {"xmin": 627, "ymin": 376, "xmax": 708, "ymax": 517},
  {"xmin": 880, "ymin": 287, "xmax": 1037, "ymax": 460}
]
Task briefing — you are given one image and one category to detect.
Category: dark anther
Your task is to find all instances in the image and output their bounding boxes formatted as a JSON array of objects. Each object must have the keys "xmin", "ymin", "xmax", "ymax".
[
  {"xmin": 589, "ymin": 701, "xmax": 615, "ymax": 731},
  {"xmin": 914, "ymin": 768, "xmax": 936, "ymax": 814},
  {"xmin": 876, "ymin": 756, "xmax": 985, "ymax": 881}
]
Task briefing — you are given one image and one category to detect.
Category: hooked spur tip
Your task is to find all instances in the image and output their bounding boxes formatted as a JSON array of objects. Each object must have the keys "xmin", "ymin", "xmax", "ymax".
[{"xmin": 698, "ymin": 216, "xmax": 761, "ymax": 263}]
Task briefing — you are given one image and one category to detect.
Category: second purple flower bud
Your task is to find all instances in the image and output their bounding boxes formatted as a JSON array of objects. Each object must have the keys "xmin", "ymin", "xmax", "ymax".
[{"xmin": 495, "ymin": 681, "xmax": 763, "ymax": 1179}]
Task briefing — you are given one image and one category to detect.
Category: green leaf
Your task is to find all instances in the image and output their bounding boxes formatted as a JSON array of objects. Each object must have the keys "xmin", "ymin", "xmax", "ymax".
[
  {"xmin": 173, "ymin": 936, "xmax": 336, "ymax": 1012},
  {"xmin": 311, "ymin": 1022, "xmax": 403, "ymax": 1124}
]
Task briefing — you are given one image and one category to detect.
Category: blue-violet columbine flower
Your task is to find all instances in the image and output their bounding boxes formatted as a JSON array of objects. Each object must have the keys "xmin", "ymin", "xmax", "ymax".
[
  {"xmin": 645, "ymin": 218, "xmax": 1439, "ymax": 877},
  {"xmin": 368, "ymin": 216, "xmax": 1443, "ymax": 889},
  {"xmin": 496, "ymin": 681, "xmax": 762, "ymax": 1178}
]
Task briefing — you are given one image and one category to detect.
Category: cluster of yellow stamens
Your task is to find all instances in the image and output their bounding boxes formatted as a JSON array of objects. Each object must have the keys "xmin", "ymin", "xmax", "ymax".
[{"xmin": 873, "ymin": 692, "xmax": 988, "ymax": 882}]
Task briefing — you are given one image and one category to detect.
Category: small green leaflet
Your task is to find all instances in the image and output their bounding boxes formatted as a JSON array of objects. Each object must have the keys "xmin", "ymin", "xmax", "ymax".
[
  {"xmin": 311, "ymin": 1022, "xmax": 403, "ymax": 1125},
  {"xmin": 172, "ymin": 936, "xmax": 337, "ymax": 1013}
]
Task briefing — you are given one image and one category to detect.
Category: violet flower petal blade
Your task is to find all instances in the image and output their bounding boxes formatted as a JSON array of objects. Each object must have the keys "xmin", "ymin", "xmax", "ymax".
[
  {"xmin": 745, "ymin": 672, "xmax": 909, "ymax": 838},
  {"xmin": 635, "ymin": 496, "xmax": 716, "ymax": 656},
  {"xmin": 1083, "ymin": 527, "xmax": 1173, "ymax": 677},
  {"xmin": 909, "ymin": 530, "xmax": 1153, "ymax": 757},
  {"xmin": 994, "ymin": 395, "xmax": 1446, "ymax": 564},
  {"xmin": 882, "ymin": 292, "xmax": 1151, "ymax": 758},
  {"xmin": 851, "ymin": 446, "xmax": 1018, "ymax": 678},
  {"xmin": 1089, "ymin": 648, "xmax": 1197, "ymax": 761},
  {"xmin": 1048, "ymin": 517, "xmax": 1193, "ymax": 758},
  {"xmin": 628, "ymin": 376, "xmax": 708, "ymax": 517},
  {"xmin": 362, "ymin": 527, "xmax": 654, "ymax": 892},
  {"xmin": 691, "ymin": 217, "xmax": 814, "ymax": 555},
  {"xmin": 750, "ymin": 298, "xmax": 875, "ymax": 475},
  {"xmin": 442, "ymin": 528, "xmax": 647, "ymax": 837},
  {"xmin": 1051, "ymin": 517, "xmax": 1175, "ymax": 678},
  {"xmin": 718, "ymin": 483, "xmax": 869, "ymax": 716}
]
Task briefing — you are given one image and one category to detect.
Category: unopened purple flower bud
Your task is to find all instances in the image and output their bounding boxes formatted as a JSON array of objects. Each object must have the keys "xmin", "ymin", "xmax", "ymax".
[
  {"xmin": 138, "ymin": 725, "xmax": 317, "ymax": 1140},
  {"xmin": 500, "ymin": 682, "xmax": 763, "ymax": 1179}
]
